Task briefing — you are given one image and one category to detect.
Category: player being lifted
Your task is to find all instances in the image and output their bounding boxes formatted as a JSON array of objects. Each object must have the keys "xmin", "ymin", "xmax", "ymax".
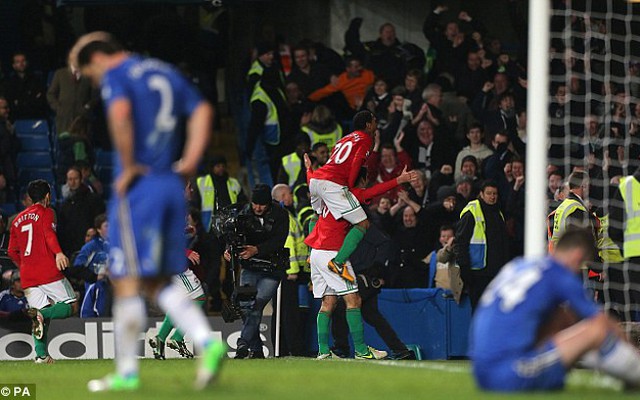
[
  {"xmin": 73, "ymin": 32, "xmax": 225, "ymax": 391},
  {"xmin": 305, "ymin": 154, "xmax": 418, "ymax": 359},
  {"xmin": 8, "ymin": 180, "xmax": 76, "ymax": 364},
  {"xmin": 471, "ymin": 229, "xmax": 640, "ymax": 391},
  {"xmin": 308, "ymin": 110, "xmax": 377, "ymax": 283}
]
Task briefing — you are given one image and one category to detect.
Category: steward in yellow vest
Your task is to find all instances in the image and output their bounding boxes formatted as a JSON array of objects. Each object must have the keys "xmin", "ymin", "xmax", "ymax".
[
  {"xmin": 455, "ymin": 181, "xmax": 509, "ymax": 309},
  {"xmin": 609, "ymin": 173, "xmax": 640, "ymax": 259},
  {"xmin": 194, "ymin": 156, "xmax": 246, "ymax": 233},
  {"xmin": 277, "ymin": 133, "xmax": 311, "ymax": 187}
]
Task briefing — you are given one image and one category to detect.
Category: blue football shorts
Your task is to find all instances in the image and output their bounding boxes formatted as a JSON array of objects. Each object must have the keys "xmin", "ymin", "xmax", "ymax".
[
  {"xmin": 108, "ymin": 173, "xmax": 186, "ymax": 279},
  {"xmin": 473, "ymin": 341, "xmax": 567, "ymax": 392}
]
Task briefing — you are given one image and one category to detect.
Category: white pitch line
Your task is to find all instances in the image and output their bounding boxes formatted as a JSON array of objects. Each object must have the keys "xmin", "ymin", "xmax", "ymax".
[{"xmin": 323, "ymin": 358, "xmax": 622, "ymax": 390}]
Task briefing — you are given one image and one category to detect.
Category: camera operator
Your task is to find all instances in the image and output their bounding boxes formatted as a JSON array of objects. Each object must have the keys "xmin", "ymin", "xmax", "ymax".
[{"xmin": 224, "ymin": 184, "xmax": 289, "ymax": 359}]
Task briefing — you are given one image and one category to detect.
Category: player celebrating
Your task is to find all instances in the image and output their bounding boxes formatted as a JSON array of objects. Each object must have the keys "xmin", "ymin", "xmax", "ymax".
[
  {"xmin": 73, "ymin": 32, "xmax": 225, "ymax": 391},
  {"xmin": 8, "ymin": 180, "xmax": 75, "ymax": 364},
  {"xmin": 305, "ymin": 154, "xmax": 417, "ymax": 359},
  {"xmin": 308, "ymin": 110, "xmax": 377, "ymax": 282},
  {"xmin": 471, "ymin": 229, "xmax": 640, "ymax": 391}
]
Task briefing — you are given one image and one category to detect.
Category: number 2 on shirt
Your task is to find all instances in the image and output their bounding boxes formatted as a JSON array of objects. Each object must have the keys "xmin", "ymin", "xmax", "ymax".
[{"xmin": 327, "ymin": 141, "xmax": 353, "ymax": 165}]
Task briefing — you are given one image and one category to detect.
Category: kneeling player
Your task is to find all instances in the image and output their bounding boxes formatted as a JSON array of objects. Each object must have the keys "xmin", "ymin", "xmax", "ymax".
[{"xmin": 471, "ymin": 229, "xmax": 640, "ymax": 391}]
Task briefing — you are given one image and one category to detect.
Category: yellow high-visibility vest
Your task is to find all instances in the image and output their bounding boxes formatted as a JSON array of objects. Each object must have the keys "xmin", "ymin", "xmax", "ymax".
[
  {"xmin": 281, "ymin": 153, "xmax": 302, "ymax": 187},
  {"xmin": 250, "ymin": 84, "xmax": 282, "ymax": 145},
  {"xmin": 619, "ymin": 176, "xmax": 640, "ymax": 258},
  {"xmin": 302, "ymin": 124, "xmax": 343, "ymax": 152},
  {"xmin": 196, "ymin": 175, "xmax": 241, "ymax": 231}
]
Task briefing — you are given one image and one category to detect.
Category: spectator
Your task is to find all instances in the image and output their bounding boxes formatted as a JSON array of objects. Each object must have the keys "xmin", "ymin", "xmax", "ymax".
[
  {"xmin": 57, "ymin": 166, "xmax": 105, "ymax": 257},
  {"xmin": 361, "ymin": 78, "xmax": 391, "ymax": 124},
  {"xmin": 407, "ymin": 170, "xmax": 429, "ymax": 208},
  {"xmin": 46, "ymin": 54, "xmax": 97, "ymax": 134},
  {"xmin": 437, "ymin": 73, "xmax": 476, "ymax": 147},
  {"xmin": 308, "ymin": 56, "xmax": 375, "ymax": 118},
  {"xmin": 404, "ymin": 70, "xmax": 424, "ymax": 116},
  {"xmin": 471, "ymin": 72, "xmax": 511, "ymax": 120},
  {"xmin": 285, "ymin": 81, "xmax": 314, "ymax": 135},
  {"xmin": 482, "ymin": 131, "xmax": 514, "ymax": 194},
  {"xmin": 455, "ymin": 180, "xmax": 510, "ymax": 310},
  {"xmin": 57, "ymin": 116, "xmax": 94, "ymax": 184},
  {"xmin": 484, "ymin": 92, "xmax": 525, "ymax": 156},
  {"xmin": 422, "ymin": 7, "xmax": 484, "ymax": 78},
  {"xmin": 370, "ymin": 196, "xmax": 394, "ymax": 234},
  {"xmin": 301, "ymin": 105, "xmax": 343, "ymax": 151},
  {"xmin": 455, "ymin": 175, "xmax": 476, "ymax": 208},
  {"xmin": 422, "ymin": 185, "xmax": 462, "ymax": 251},
  {"xmin": 547, "ymin": 170, "xmax": 564, "ymax": 201},
  {"xmin": 388, "ymin": 205, "xmax": 430, "ymax": 288},
  {"xmin": 0, "ymin": 97, "xmax": 16, "ymax": 201},
  {"xmin": 76, "ymin": 160, "xmax": 103, "ymax": 198},
  {"xmin": 0, "ymin": 52, "xmax": 47, "ymax": 121},
  {"xmin": 412, "ymin": 84, "xmax": 444, "ymax": 128},
  {"xmin": 380, "ymin": 86, "xmax": 413, "ymax": 144},
  {"xmin": 410, "ymin": 120, "xmax": 456, "ymax": 180},
  {"xmin": 455, "ymin": 50, "xmax": 489, "ymax": 103},
  {"xmin": 309, "ymin": 142, "xmax": 329, "ymax": 170},
  {"xmin": 367, "ymin": 132, "xmax": 412, "ymax": 203},
  {"xmin": 286, "ymin": 44, "xmax": 332, "ymax": 97},
  {"xmin": 454, "ymin": 124, "xmax": 493, "ymax": 180},
  {"xmin": 424, "ymin": 225, "xmax": 463, "ymax": 303},
  {"xmin": 506, "ymin": 159, "xmax": 526, "ymax": 257},
  {"xmin": 0, "ymin": 270, "xmax": 29, "ymax": 316},
  {"xmin": 344, "ymin": 19, "xmax": 407, "ymax": 87}
]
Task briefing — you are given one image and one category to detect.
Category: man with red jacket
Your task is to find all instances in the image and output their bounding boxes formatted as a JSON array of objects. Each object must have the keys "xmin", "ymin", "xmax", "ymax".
[{"xmin": 8, "ymin": 180, "xmax": 75, "ymax": 364}]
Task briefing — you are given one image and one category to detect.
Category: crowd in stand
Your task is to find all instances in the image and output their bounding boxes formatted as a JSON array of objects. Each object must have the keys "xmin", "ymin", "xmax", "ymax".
[{"xmin": 0, "ymin": 1, "xmax": 638, "ymax": 326}]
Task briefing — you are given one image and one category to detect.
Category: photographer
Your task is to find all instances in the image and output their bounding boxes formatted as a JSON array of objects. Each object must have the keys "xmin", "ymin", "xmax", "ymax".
[{"xmin": 224, "ymin": 184, "xmax": 289, "ymax": 359}]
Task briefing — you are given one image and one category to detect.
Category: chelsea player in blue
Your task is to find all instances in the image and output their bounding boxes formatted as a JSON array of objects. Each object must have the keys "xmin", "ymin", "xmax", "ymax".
[
  {"xmin": 73, "ymin": 32, "xmax": 225, "ymax": 392},
  {"xmin": 471, "ymin": 230, "xmax": 640, "ymax": 392}
]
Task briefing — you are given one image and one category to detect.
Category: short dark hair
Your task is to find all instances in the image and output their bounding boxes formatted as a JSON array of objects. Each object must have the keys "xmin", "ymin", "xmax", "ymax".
[
  {"xmin": 77, "ymin": 39, "xmax": 123, "ymax": 68},
  {"xmin": 352, "ymin": 110, "xmax": 375, "ymax": 131},
  {"xmin": 311, "ymin": 142, "xmax": 328, "ymax": 152},
  {"xmin": 440, "ymin": 224, "xmax": 455, "ymax": 233},
  {"xmin": 480, "ymin": 179, "xmax": 498, "ymax": 192},
  {"xmin": 555, "ymin": 228, "xmax": 596, "ymax": 261},
  {"xmin": 568, "ymin": 171, "xmax": 588, "ymax": 190},
  {"xmin": 27, "ymin": 180, "xmax": 51, "ymax": 203},
  {"xmin": 94, "ymin": 213, "xmax": 107, "ymax": 229}
]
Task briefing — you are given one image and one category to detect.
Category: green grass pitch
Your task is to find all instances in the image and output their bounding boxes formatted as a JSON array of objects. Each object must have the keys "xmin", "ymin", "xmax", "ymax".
[{"xmin": 0, "ymin": 358, "xmax": 632, "ymax": 400}]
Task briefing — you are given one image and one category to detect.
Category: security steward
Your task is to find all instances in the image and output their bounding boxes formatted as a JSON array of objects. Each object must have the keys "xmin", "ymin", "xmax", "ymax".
[
  {"xmin": 224, "ymin": 184, "xmax": 289, "ymax": 359},
  {"xmin": 609, "ymin": 168, "xmax": 640, "ymax": 319}
]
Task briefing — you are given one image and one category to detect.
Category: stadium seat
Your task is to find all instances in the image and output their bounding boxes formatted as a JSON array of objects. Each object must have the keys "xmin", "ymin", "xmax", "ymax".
[
  {"xmin": 18, "ymin": 135, "xmax": 51, "ymax": 152},
  {"xmin": 18, "ymin": 168, "xmax": 55, "ymax": 187},
  {"xmin": 0, "ymin": 203, "xmax": 17, "ymax": 216},
  {"xmin": 14, "ymin": 119, "xmax": 50, "ymax": 137},
  {"xmin": 95, "ymin": 149, "xmax": 114, "ymax": 168},
  {"xmin": 16, "ymin": 152, "xmax": 53, "ymax": 169}
]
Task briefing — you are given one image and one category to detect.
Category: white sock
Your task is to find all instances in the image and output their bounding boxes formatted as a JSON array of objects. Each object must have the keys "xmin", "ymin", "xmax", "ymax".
[
  {"xmin": 598, "ymin": 334, "xmax": 640, "ymax": 385},
  {"xmin": 156, "ymin": 284, "xmax": 212, "ymax": 351},
  {"xmin": 113, "ymin": 296, "xmax": 145, "ymax": 378}
]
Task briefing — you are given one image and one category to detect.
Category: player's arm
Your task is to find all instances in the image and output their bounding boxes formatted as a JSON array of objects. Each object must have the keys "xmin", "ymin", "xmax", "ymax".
[
  {"xmin": 174, "ymin": 101, "xmax": 213, "ymax": 179},
  {"xmin": 7, "ymin": 224, "xmax": 21, "ymax": 268},
  {"xmin": 304, "ymin": 153, "xmax": 314, "ymax": 184},
  {"xmin": 108, "ymin": 98, "xmax": 147, "ymax": 196},
  {"xmin": 357, "ymin": 166, "xmax": 415, "ymax": 202},
  {"xmin": 43, "ymin": 209, "xmax": 69, "ymax": 271}
]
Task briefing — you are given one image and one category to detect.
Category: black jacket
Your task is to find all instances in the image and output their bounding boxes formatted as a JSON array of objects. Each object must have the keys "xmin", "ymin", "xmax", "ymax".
[{"xmin": 239, "ymin": 201, "xmax": 289, "ymax": 259}]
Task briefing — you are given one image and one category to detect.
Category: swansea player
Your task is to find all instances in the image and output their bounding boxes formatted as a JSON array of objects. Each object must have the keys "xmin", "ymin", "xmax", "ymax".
[
  {"xmin": 306, "ymin": 154, "xmax": 417, "ymax": 358},
  {"xmin": 471, "ymin": 229, "xmax": 640, "ymax": 391},
  {"xmin": 73, "ymin": 32, "xmax": 225, "ymax": 391},
  {"xmin": 8, "ymin": 180, "xmax": 76, "ymax": 364},
  {"xmin": 308, "ymin": 110, "xmax": 377, "ymax": 283}
]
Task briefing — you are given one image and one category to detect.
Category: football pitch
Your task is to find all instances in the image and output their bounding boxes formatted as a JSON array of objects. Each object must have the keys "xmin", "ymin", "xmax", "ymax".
[{"xmin": 1, "ymin": 358, "xmax": 633, "ymax": 400}]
